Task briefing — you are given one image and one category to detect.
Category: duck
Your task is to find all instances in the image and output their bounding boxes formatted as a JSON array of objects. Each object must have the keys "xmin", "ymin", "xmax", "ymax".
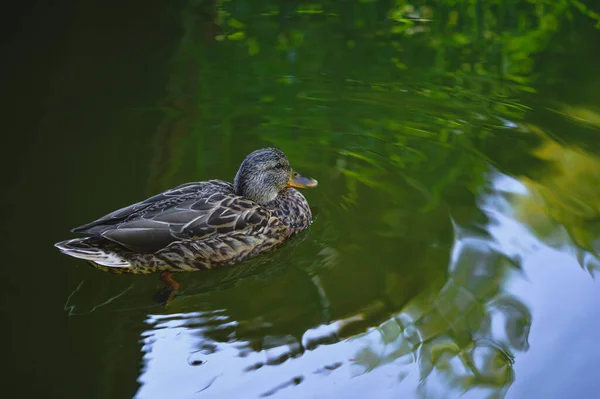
[{"xmin": 55, "ymin": 148, "xmax": 318, "ymax": 289}]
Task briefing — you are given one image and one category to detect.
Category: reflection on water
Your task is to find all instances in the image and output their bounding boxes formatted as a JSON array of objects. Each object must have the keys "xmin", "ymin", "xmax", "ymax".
[
  {"xmin": 133, "ymin": 172, "xmax": 533, "ymax": 399},
  {"xmin": 511, "ymin": 132, "xmax": 600, "ymax": 275},
  {"xmin": 47, "ymin": 0, "xmax": 600, "ymax": 398},
  {"xmin": 131, "ymin": 166, "xmax": 600, "ymax": 398}
]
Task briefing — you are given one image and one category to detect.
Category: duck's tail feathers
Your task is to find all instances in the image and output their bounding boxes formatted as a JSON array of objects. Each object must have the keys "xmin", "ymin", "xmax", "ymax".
[{"xmin": 54, "ymin": 238, "xmax": 131, "ymax": 268}]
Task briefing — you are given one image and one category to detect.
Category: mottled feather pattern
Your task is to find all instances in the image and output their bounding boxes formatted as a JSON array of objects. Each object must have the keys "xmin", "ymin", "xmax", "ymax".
[{"xmin": 57, "ymin": 181, "xmax": 312, "ymax": 274}]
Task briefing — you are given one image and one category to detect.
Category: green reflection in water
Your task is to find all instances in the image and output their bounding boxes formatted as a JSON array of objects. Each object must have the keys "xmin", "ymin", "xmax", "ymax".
[{"xmin": 62, "ymin": 0, "xmax": 600, "ymax": 398}]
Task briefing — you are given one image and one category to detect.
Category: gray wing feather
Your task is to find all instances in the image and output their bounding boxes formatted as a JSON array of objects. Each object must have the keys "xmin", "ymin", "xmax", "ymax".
[
  {"xmin": 71, "ymin": 181, "xmax": 229, "ymax": 234},
  {"xmin": 72, "ymin": 180, "xmax": 270, "ymax": 253}
]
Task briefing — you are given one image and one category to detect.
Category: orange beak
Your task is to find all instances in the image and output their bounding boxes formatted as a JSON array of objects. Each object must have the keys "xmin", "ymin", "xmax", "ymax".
[{"xmin": 287, "ymin": 171, "xmax": 318, "ymax": 189}]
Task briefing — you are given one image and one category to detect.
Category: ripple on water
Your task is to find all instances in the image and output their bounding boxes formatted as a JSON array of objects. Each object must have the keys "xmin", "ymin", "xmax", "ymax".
[{"xmin": 132, "ymin": 169, "xmax": 599, "ymax": 399}]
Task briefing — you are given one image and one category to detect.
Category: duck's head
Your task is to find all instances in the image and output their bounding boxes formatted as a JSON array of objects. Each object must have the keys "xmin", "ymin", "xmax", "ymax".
[{"xmin": 233, "ymin": 148, "xmax": 318, "ymax": 204}]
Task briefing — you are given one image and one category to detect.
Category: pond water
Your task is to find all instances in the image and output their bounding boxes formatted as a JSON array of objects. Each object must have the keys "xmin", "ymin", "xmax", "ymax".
[{"xmin": 4, "ymin": 1, "xmax": 600, "ymax": 398}]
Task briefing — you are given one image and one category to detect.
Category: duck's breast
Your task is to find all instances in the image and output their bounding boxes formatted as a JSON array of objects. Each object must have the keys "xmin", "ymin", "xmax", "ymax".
[{"xmin": 269, "ymin": 188, "xmax": 313, "ymax": 231}]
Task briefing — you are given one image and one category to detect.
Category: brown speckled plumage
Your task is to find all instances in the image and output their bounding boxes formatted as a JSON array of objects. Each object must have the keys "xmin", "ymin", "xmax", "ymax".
[{"xmin": 55, "ymin": 148, "xmax": 317, "ymax": 274}]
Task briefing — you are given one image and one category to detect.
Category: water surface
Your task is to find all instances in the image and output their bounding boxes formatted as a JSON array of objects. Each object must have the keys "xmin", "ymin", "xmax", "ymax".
[{"xmin": 4, "ymin": 1, "xmax": 600, "ymax": 398}]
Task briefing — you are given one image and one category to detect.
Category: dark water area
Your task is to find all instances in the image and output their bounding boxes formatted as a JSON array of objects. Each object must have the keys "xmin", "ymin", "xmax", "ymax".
[{"xmin": 3, "ymin": 1, "xmax": 600, "ymax": 398}]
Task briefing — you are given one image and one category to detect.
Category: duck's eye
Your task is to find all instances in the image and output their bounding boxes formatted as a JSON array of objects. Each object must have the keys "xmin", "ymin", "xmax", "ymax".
[{"xmin": 273, "ymin": 163, "xmax": 286, "ymax": 169}]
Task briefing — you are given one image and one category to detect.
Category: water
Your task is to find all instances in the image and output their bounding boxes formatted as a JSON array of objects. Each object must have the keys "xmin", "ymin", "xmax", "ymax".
[{"xmin": 3, "ymin": 1, "xmax": 600, "ymax": 398}]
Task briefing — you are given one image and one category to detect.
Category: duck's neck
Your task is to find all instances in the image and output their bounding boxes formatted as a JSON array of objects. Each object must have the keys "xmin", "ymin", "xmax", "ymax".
[
  {"xmin": 265, "ymin": 188, "xmax": 312, "ymax": 229},
  {"xmin": 233, "ymin": 175, "xmax": 279, "ymax": 204}
]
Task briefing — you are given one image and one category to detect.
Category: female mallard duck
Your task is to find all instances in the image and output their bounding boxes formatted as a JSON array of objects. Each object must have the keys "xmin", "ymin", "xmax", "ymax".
[{"xmin": 55, "ymin": 148, "xmax": 318, "ymax": 280}]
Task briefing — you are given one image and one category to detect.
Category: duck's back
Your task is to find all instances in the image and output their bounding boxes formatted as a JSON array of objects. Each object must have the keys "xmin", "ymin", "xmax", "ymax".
[
  {"xmin": 69, "ymin": 179, "xmax": 272, "ymax": 251},
  {"xmin": 72, "ymin": 180, "xmax": 234, "ymax": 236}
]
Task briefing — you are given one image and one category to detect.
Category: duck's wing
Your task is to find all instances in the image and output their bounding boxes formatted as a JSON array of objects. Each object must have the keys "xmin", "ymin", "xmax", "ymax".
[
  {"xmin": 71, "ymin": 180, "xmax": 271, "ymax": 253},
  {"xmin": 72, "ymin": 181, "xmax": 225, "ymax": 234}
]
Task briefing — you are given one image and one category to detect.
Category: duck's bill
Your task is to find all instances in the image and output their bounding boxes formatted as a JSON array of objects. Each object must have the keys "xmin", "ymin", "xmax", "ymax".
[{"xmin": 287, "ymin": 173, "xmax": 318, "ymax": 189}]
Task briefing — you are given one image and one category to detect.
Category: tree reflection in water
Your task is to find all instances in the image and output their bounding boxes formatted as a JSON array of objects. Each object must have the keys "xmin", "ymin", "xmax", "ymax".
[
  {"xmin": 58, "ymin": 1, "xmax": 600, "ymax": 397},
  {"xmin": 132, "ymin": 171, "xmax": 545, "ymax": 399}
]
